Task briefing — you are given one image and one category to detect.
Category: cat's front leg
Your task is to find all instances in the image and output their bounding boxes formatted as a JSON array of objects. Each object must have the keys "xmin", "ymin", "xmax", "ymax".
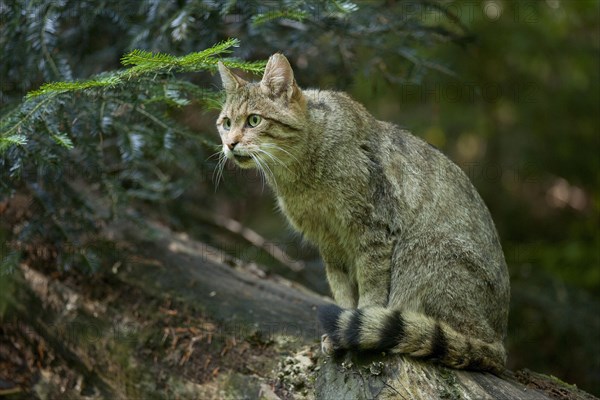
[
  {"xmin": 355, "ymin": 246, "xmax": 391, "ymax": 308},
  {"xmin": 321, "ymin": 257, "xmax": 357, "ymax": 355},
  {"xmin": 323, "ymin": 257, "xmax": 358, "ymax": 309}
]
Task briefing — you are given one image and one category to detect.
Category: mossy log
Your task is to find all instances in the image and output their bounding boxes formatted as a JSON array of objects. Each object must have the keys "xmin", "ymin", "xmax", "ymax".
[
  {"xmin": 1, "ymin": 219, "xmax": 596, "ymax": 399},
  {"xmin": 315, "ymin": 352, "xmax": 597, "ymax": 400}
]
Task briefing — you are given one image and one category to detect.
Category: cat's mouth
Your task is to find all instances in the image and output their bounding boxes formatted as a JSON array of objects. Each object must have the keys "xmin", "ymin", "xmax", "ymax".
[{"xmin": 233, "ymin": 153, "xmax": 254, "ymax": 164}]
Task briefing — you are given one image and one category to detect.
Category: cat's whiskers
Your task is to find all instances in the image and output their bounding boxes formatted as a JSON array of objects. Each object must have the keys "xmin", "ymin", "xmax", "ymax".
[
  {"xmin": 206, "ymin": 149, "xmax": 223, "ymax": 161},
  {"xmin": 250, "ymin": 153, "xmax": 270, "ymax": 191},
  {"xmin": 208, "ymin": 147, "xmax": 226, "ymax": 188},
  {"xmin": 260, "ymin": 155, "xmax": 279, "ymax": 190},
  {"xmin": 261, "ymin": 143, "xmax": 300, "ymax": 165},
  {"xmin": 213, "ymin": 151, "xmax": 228, "ymax": 189},
  {"xmin": 256, "ymin": 148, "xmax": 293, "ymax": 176}
]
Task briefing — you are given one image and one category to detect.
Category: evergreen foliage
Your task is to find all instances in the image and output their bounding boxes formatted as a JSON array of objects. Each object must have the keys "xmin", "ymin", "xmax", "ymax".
[
  {"xmin": 1, "ymin": 38, "xmax": 257, "ymax": 272},
  {"xmin": 26, "ymin": 39, "xmax": 265, "ymax": 99}
]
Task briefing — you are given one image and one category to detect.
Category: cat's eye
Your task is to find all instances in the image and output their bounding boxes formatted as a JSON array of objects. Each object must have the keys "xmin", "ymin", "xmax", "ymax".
[
  {"xmin": 222, "ymin": 117, "xmax": 231, "ymax": 130},
  {"xmin": 247, "ymin": 114, "xmax": 262, "ymax": 128}
]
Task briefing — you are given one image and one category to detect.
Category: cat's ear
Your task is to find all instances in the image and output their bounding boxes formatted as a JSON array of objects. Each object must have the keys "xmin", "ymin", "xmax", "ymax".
[
  {"xmin": 260, "ymin": 53, "xmax": 302, "ymax": 102},
  {"xmin": 218, "ymin": 61, "xmax": 247, "ymax": 92}
]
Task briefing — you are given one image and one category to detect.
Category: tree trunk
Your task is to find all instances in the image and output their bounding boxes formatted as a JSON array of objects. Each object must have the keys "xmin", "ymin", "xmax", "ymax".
[{"xmin": 1, "ymin": 218, "xmax": 596, "ymax": 399}]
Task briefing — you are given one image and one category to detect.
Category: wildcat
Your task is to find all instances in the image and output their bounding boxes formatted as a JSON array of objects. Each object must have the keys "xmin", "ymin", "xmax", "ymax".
[{"xmin": 216, "ymin": 54, "xmax": 510, "ymax": 373}]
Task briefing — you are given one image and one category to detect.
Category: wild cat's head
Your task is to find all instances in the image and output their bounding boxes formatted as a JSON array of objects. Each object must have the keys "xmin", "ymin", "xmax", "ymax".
[{"xmin": 215, "ymin": 54, "xmax": 307, "ymax": 183}]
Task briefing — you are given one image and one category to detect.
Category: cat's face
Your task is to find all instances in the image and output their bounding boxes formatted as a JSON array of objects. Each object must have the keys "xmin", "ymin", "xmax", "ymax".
[{"xmin": 216, "ymin": 54, "xmax": 306, "ymax": 176}]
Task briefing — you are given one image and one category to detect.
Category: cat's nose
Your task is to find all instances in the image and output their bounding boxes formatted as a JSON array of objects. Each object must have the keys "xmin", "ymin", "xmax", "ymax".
[{"xmin": 226, "ymin": 141, "xmax": 239, "ymax": 150}]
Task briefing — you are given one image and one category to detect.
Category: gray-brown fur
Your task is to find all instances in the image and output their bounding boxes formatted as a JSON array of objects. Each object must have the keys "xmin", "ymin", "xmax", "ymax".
[{"xmin": 216, "ymin": 54, "xmax": 510, "ymax": 374}]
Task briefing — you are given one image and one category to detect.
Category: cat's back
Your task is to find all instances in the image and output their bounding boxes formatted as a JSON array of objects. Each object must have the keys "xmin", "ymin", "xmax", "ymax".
[
  {"xmin": 373, "ymin": 122, "xmax": 486, "ymax": 219},
  {"xmin": 304, "ymin": 89, "xmax": 376, "ymax": 133}
]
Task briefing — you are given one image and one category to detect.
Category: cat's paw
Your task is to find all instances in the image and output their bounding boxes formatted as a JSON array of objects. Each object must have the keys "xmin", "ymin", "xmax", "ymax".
[{"xmin": 321, "ymin": 333, "xmax": 335, "ymax": 355}]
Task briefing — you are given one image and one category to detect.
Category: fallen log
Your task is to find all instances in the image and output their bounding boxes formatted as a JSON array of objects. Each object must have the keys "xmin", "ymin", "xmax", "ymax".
[{"xmin": 1, "ymin": 218, "xmax": 595, "ymax": 399}]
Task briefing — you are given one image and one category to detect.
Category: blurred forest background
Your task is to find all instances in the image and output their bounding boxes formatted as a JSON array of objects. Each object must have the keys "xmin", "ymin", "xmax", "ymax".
[{"xmin": 1, "ymin": 0, "xmax": 599, "ymax": 397}]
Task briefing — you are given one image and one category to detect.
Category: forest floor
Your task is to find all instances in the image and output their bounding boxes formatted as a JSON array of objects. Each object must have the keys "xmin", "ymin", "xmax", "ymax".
[{"xmin": 0, "ymin": 253, "xmax": 321, "ymax": 399}]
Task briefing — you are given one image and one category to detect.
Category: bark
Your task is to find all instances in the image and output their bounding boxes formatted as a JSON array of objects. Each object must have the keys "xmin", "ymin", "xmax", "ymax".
[{"xmin": 1, "ymin": 218, "xmax": 596, "ymax": 400}]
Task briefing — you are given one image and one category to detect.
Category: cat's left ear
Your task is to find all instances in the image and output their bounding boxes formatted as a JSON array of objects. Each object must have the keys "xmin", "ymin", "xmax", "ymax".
[
  {"xmin": 218, "ymin": 61, "xmax": 247, "ymax": 93},
  {"xmin": 260, "ymin": 53, "xmax": 303, "ymax": 103}
]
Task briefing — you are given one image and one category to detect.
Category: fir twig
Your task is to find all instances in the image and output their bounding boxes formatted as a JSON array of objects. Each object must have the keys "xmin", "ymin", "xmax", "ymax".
[{"xmin": 26, "ymin": 38, "xmax": 265, "ymax": 100}]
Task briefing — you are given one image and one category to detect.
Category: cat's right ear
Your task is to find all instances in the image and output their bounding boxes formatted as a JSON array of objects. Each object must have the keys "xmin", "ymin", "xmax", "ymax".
[
  {"xmin": 260, "ymin": 53, "xmax": 303, "ymax": 104},
  {"xmin": 218, "ymin": 61, "xmax": 247, "ymax": 93}
]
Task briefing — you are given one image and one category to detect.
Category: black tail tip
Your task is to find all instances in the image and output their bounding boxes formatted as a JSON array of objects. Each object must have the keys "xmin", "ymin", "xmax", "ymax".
[{"xmin": 317, "ymin": 303, "xmax": 343, "ymax": 333}]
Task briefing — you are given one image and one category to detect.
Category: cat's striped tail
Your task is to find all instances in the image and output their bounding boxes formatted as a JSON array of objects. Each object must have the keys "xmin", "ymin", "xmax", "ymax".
[{"xmin": 317, "ymin": 304, "xmax": 506, "ymax": 374}]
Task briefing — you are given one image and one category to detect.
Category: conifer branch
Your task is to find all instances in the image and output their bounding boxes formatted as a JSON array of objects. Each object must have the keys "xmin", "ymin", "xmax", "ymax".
[
  {"xmin": 26, "ymin": 38, "xmax": 265, "ymax": 99},
  {"xmin": 1, "ymin": 96, "xmax": 53, "ymax": 138},
  {"xmin": 0, "ymin": 38, "xmax": 266, "ymax": 275}
]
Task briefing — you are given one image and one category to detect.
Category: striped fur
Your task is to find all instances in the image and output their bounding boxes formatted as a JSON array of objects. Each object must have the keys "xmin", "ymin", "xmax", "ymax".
[
  {"xmin": 217, "ymin": 54, "xmax": 511, "ymax": 376},
  {"xmin": 318, "ymin": 304, "xmax": 507, "ymax": 374}
]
